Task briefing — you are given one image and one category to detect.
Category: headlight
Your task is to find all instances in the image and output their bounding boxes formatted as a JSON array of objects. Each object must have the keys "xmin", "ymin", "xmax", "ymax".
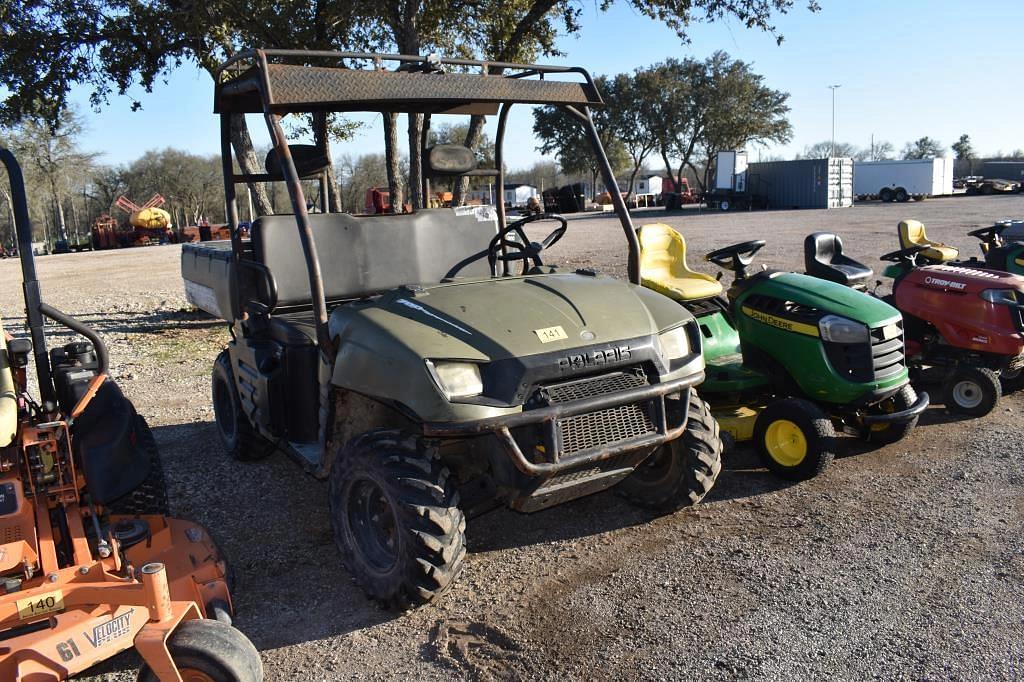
[
  {"xmin": 658, "ymin": 325, "xmax": 690, "ymax": 360},
  {"xmin": 428, "ymin": 361, "xmax": 483, "ymax": 399},
  {"xmin": 980, "ymin": 288, "xmax": 1019, "ymax": 305},
  {"xmin": 818, "ymin": 315, "xmax": 870, "ymax": 343}
]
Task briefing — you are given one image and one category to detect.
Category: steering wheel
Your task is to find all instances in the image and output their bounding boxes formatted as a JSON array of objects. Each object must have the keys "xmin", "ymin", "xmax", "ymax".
[
  {"xmin": 487, "ymin": 213, "xmax": 568, "ymax": 276},
  {"xmin": 705, "ymin": 240, "xmax": 766, "ymax": 279},
  {"xmin": 880, "ymin": 243, "xmax": 929, "ymax": 264}
]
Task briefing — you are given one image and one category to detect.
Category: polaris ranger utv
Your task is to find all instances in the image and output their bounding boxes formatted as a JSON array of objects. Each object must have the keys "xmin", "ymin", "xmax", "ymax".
[{"xmin": 184, "ymin": 50, "xmax": 722, "ymax": 608}]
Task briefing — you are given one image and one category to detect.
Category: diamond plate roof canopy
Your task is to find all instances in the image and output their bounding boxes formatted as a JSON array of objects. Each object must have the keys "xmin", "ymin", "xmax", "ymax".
[{"xmin": 215, "ymin": 55, "xmax": 604, "ymax": 115}]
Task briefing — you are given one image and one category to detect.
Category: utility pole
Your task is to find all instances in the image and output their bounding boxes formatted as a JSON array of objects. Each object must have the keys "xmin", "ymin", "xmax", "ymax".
[{"xmin": 829, "ymin": 84, "xmax": 842, "ymax": 157}]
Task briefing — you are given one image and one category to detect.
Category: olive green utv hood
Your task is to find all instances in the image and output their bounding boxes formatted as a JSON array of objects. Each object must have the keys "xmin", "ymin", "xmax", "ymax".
[{"xmin": 328, "ymin": 272, "xmax": 701, "ymax": 422}]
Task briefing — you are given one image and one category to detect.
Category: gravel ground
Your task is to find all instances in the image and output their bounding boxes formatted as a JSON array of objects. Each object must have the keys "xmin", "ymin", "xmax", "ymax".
[{"xmin": 2, "ymin": 194, "xmax": 1022, "ymax": 680}]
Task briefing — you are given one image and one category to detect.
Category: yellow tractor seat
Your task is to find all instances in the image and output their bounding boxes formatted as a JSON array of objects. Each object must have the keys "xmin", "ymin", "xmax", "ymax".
[
  {"xmin": 638, "ymin": 223, "xmax": 724, "ymax": 301},
  {"xmin": 0, "ymin": 322, "xmax": 18, "ymax": 449},
  {"xmin": 898, "ymin": 219, "xmax": 959, "ymax": 263}
]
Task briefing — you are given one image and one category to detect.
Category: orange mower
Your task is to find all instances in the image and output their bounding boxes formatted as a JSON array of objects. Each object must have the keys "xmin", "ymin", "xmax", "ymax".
[{"xmin": 0, "ymin": 148, "xmax": 262, "ymax": 681}]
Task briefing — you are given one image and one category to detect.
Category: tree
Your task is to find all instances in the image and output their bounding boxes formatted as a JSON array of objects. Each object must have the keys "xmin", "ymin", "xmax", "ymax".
[
  {"xmin": 532, "ymin": 106, "xmax": 628, "ymax": 197},
  {"xmin": 602, "ymin": 74, "xmax": 660, "ymax": 201},
  {"xmin": 952, "ymin": 134, "xmax": 975, "ymax": 160},
  {"xmin": 798, "ymin": 141, "xmax": 858, "ymax": 159},
  {"xmin": 902, "ymin": 137, "xmax": 945, "ymax": 160},
  {"xmin": 856, "ymin": 139, "xmax": 895, "ymax": 162}
]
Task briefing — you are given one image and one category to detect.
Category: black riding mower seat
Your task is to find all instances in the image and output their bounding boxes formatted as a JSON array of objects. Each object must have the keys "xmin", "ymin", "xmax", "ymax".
[
  {"xmin": 249, "ymin": 209, "xmax": 499, "ymax": 346},
  {"xmin": 638, "ymin": 223, "xmax": 724, "ymax": 301},
  {"xmin": 803, "ymin": 232, "xmax": 874, "ymax": 288}
]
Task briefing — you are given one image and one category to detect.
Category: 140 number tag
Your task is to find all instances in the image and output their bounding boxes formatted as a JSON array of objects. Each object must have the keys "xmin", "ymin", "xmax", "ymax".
[{"xmin": 16, "ymin": 589, "xmax": 64, "ymax": 619}]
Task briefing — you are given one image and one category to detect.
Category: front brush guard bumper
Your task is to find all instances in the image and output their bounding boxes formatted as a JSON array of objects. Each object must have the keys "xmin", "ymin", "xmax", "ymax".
[
  {"xmin": 861, "ymin": 391, "xmax": 930, "ymax": 424},
  {"xmin": 421, "ymin": 373, "xmax": 701, "ymax": 476}
]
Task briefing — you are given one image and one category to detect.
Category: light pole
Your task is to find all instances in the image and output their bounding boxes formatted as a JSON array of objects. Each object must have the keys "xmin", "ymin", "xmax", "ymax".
[{"xmin": 829, "ymin": 84, "xmax": 841, "ymax": 157}]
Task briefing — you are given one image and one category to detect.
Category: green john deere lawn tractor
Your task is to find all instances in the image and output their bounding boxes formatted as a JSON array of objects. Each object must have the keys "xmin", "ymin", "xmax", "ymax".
[{"xmin": 638, "ymin": 224, "xmax": 929, "ymax": 480}]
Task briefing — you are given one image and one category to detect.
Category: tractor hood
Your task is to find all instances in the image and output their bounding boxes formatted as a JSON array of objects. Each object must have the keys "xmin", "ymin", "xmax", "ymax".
[
  {"xmin": 760, "ymin": 272, "xmax": 901, "ymax": 327},
  {"xmin": 328, "ymin": 272, "xmax": 702, "ymax": 422}
]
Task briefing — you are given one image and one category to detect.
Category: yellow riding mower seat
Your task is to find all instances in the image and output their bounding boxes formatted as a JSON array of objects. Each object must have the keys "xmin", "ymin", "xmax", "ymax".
[
  {"xmin": 0, "ymin": 327, "xmax": 16, "ymax": 449},
  {"xmin": 898, "ymin": 219, "xmax": 959, "ymax": 263},
  {"xmin": 638, "ymin": 223, "xmax": 723, "ymax": 301}
]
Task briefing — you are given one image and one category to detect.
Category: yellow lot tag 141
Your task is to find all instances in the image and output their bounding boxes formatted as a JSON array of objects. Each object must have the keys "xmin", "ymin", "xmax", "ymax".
[
  {"xmin": 534, "ymin": 325, "xmax": 568, "ymax": 343},
  {"xmin": 17, "ymin": 589, "xmax": 64, "ymax": 619}
]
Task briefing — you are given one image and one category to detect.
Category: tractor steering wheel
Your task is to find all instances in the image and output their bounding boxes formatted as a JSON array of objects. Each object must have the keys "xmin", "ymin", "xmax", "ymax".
[
  {"xmin": 967, "ymin": 224, "xmax": 1004, "ymax": 243},
  {"xmin": 487, "ymin": 213, "xmax": 568, "ymax": 276},
  {"xmin": 879, "ymin": 243, "xmax": 929, "ymax": 264},
  {"xmin": 705, "ymin": 240, "xmax": 767, "ymax": 279}
]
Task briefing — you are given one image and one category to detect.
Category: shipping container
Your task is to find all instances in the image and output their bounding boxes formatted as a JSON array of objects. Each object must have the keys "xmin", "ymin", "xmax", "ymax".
[
  {"xmin": 744, "ymin": 157, "xmax": 854, "ymax": 209},
  {"xmin": 978, "ymin": 161, "xmax": 1024, "ymax": 184},
  {"xmin": 853, "ymin": 158, "xmax": 953, "ymax": 201}
]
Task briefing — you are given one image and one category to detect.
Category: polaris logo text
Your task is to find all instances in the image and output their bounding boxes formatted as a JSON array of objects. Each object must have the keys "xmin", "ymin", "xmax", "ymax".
[
  {"xmin": 84, "ymin": 611, "xmax": 133, "ymax": 648},
  {"xmin": 924, "ymin": 276, "xmax": 966, "ymax": 290},
  {"xmin": 558, "ymin": 346, "xmax": 631, "ymax": 372}
]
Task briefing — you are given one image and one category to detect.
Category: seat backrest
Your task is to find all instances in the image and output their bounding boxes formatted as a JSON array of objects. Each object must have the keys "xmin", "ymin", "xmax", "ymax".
[
  {"xmin": 899, "ymin": 219, "xmax": 928, "ymax": 249},
  {"xmin": 251, "ymin": 208, "xmax": 498, "ymax": 309},
  {"xmin": 804, "ymin": 232, "xmax": 839, "ymax": 270},
  {"xmin": 639, "ymin": 223, "xmax": 688, "ymax": 279}
]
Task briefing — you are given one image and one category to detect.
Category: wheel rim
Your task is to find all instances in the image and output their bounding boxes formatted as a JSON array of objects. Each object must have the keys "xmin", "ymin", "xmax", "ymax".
[
  {"xmin": 179, "ymin": 670, "xmax": 216, "ymax": 682},
  {"xmin": 346, "ymin": 478, "xmax": 399, "ymax": 573},
  {"xmin": 631, "ymin": 445, "xmax": 672, "ymax": 484},
  {"xmin": 952, "ymin": 380, "xmax": 984, "ymax": 409},
  {"xmin": 212, "ymin": 376, "xmax": 237, "ymax": 441},
  {"xmin": 764, "ymin": 419, "xmax": 808, "ymax": 467}
]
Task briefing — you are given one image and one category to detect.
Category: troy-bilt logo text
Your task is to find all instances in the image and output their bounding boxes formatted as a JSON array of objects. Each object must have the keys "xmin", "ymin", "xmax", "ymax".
[
  {"xmin": 84, "ymin": 611, "xmax": 132, "ymax": 648},
  {"xmin": 558, "ymin": 346, "xmax": 631, "ymax": 372},
  {"xmin": 924, "ymin": 276, "xmax": 967, "ymax": 290}
]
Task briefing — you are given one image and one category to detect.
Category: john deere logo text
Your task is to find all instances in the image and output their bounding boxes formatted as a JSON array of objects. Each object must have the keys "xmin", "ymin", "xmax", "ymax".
[
  {"xmin": 924, "ymin": 276, "xmax": 966, "ymax": 290},
  {"xmin": 741, "ymin": 306, "xmax": 819, "ymax": 337},
  {"xmin": 558, "ymin": 346, "xmax": 631, "ymax": 372},
  {"xmin": 84, "ymin": 611, "xmax": 132, "ymax": 648}
]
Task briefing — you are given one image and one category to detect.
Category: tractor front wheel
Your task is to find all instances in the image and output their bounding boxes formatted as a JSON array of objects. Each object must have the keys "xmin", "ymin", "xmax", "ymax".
[
  {"xmin": 864, "ymin": 384, "xmax": 920, "ymax": 444},
  {"xmin": 212, "ymin": 351, "xmax": 273, "ymax": 461},
  {"xmin": 136, "ymin": 619, "xmax": 263, "ymax": 682},
  {"xmin": 754, "ymin": 398, "xmax": 836, "ymax": 480},
  {"xmin": 329, "ymin": 431, "xmax": 466, "ymax": 610},
  {"xmin": 944, "ymin": 366, "xmax": 1000, "ymax": 416},
  {"xmin": 617, "ymin": 388, "xmax": 722, "ymax": 512}
]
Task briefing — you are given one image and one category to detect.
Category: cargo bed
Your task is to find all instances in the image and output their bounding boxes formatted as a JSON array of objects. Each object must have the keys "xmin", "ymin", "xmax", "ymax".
[{"xmin": 182, "ymin": 241, "xmax": 236, "ymax": 320}]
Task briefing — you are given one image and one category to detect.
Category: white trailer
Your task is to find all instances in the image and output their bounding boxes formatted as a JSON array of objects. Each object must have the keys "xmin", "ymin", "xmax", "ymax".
[{"xmin": 853, "ymin": 158, "xmax": 954, "ymax": 202}]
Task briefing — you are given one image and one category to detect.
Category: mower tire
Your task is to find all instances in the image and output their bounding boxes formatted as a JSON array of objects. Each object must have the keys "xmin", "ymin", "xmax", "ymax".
[
  {"xmin": 864, "ymin": 384, "xmax": 921, "ymax": 444},
  {"xmin": 212, "ymin": 351, "xmax": 273, "ymax": 461},
  {"xmin": 944, "ymin": 366, "xmax": 1001, "ymax": 417},
  {"xmin": 106, "ymin": 416, "xmax": 169, "ymax": 516},
  {"xmin": 617, "ymin": 388, "xmax": 722, "ymax": 512},
  {"xmin": 329, "ymin": 431, "xmax": 466, "ymax": 610},
  {"xmin": 1000, "ymin": 367, "xmax": 1024, "ymax": 394},
  {"xmin": 137, "ymin": 619, "xmax": 263, "ymax": 682},
  {"xmin": 754, "ymin": 398, "xmax": 836, "ymax": 481}
]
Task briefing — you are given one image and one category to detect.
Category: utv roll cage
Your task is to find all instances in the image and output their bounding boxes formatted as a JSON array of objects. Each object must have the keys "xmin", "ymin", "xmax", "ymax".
[{"xmin": 214, "ymin": 49, "xmax": 640, "ymax": 355}]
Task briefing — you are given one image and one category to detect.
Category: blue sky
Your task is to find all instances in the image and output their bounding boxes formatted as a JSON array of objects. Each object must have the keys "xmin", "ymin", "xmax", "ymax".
[{"xmin": 68, "ymin": 0, "xmax": 1024, "ymax": 170}]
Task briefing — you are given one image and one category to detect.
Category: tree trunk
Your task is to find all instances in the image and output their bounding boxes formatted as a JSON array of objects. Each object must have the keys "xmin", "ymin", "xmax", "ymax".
[
  {"xmin": 312, "ymin": 112, "xmax": 343, "ymax": 212},
  {"xmin": 453, "ymin": 114, "xmax": 488, "ymax": 206},
  {"xmin": 383, "ymin": 112, "xmax": 404, "ymax": 212},
  {"xmin": 408, "ymin": 114, "xmax": 423, "ymax": 210},
  {"xmin": 229, "ymin": 114, "xmax": 273, "ymax": 216}
]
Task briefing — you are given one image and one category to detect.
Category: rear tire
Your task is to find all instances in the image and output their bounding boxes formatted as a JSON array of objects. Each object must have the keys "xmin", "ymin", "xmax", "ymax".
[
  {"xmin": 329, "ymin": 431, "xmax": 466, "ymax": 610},
  {"xmin": 617, "ymin": 389, "xmax": 722, "ymax": 511},
  {"xmin": 754, "ymin": 398, "xmax": 836, "ymax": 481},
  {"xmin": 944, "ymin": 366, "xmax": 1000, "ymax": 416},
  {"xmin": 879, "ymin": 188, "xmax": 894, "ymax": 202},
  {"xmin": 136, "ymin": 619, "xmax": 262, "ymax": 682},
  {"xmin": 212, "ymin": 351, "xmax": 273, "ymax": 461},
  {"xmin": 1000, "ymin": 367, "xmax": 1024, "ymax": 394},
  {"xmin": 106, "ymin": 416, "xmax": 169, "ymax": 516},
  {"xmin": 864, "ymin": 384, "xmax": 920, "ymax": 444}
]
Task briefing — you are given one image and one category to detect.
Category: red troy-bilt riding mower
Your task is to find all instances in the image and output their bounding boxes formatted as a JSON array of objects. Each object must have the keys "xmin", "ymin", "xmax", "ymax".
[
  {"xmin": 0, "ymin": 149, "xmax": 261, "ymax": 681},
  {"xmin": 805, "ymin": 221, "xmax": 1024, "ymax": 416}
]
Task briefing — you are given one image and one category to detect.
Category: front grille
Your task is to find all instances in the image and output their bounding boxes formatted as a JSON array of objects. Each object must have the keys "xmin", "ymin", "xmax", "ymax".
[
  {"xmin": 824, "ymin": 320, "xmax": 905, "ymax": 382},
  {"xmin": 528, "ymin": 369, "xmax": 658, "ymax": 458},
  {"xmin": 543, "ymin": 369, "xmax": 647, "ymax": 403},
  {"xmin": 558, "ymin": 403, "xmax": 657, "ymax": 456}
]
